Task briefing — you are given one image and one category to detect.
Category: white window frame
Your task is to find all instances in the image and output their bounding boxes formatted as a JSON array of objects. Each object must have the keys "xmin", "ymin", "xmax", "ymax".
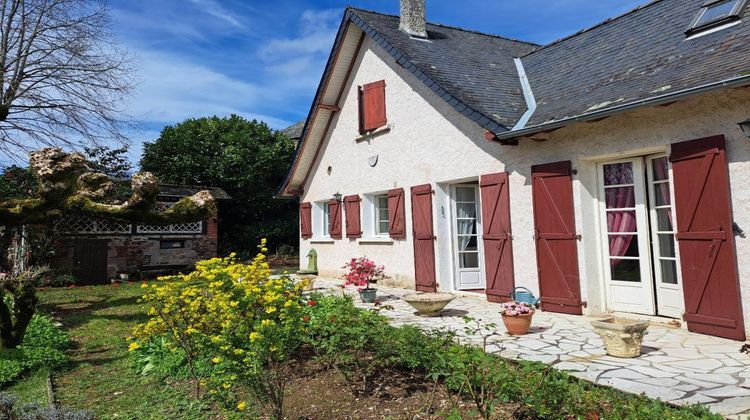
[
  {"xmin": 361, "ymin": 192, "xmax": 389, "ymax": 238},
  {"xmin": 313, "ymin": 201, "xmax": 330, "ymax": 239},
  {"xmin": 374, "ymin": 194, "xmax": 389, "ymax": 236},
  {"xmin": 686, "ymin": 0, "xmax": 747, "ymax": 36}
]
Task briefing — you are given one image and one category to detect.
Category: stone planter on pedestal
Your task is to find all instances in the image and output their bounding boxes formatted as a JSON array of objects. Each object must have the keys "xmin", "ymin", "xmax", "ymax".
[
  {"xmin": 403, "ymin": 293, "xmax": 455, "ymax": 316},
  {"xmin": 591, "ymin": 318, "xmax": 650, "ymax": 358}
]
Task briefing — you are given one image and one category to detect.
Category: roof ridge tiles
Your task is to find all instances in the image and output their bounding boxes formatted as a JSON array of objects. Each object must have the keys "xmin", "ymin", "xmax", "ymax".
[{"xmin": 346, "ymin": 6, "xmax": 541, "ymax": 48}]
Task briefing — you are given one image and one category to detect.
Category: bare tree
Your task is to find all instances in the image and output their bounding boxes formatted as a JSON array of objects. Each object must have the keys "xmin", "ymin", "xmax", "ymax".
[{"xmin": 0, "ymin": 0, "xmax": 133, "ymax": 160}]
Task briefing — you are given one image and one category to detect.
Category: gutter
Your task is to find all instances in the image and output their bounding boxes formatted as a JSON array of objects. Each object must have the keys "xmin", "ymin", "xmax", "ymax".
[{"xmin": 495, "ymin": 74, "xmax": 750, "ymax": 140}]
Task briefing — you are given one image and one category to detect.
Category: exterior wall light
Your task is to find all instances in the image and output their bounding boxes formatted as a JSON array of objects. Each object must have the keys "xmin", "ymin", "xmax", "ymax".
[
  {"xmin": 739, "ymin": 119, "xmax": 750, "ymax": 139},
  {"xmin": 333, "ymin": 192, "xmax": 342, "ymax": 202}
]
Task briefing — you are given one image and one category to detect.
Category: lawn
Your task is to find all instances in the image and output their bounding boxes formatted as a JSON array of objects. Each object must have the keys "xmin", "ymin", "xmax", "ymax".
[{"xmin": 7, "ymin": 282, "xmax": 207, "ymax": 419}]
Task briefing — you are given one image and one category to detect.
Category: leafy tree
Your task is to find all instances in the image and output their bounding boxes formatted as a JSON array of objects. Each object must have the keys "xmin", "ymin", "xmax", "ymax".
[
  {"xmin": 0, "ymin": 166, "xmax": 34, "ymax": 200},
  {"xmin": 84, "ymin": 145, "xmax": 132, "ymax": 178},
  {"xmin": 140, "ymin": 115, "xmax": 297, "ymax": 255}
]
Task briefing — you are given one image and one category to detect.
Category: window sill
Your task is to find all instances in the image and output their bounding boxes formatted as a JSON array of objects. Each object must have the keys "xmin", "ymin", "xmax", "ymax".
[
  {"xmin": 310, "ymin": 238, "xmax": 335, "ymax": 244},
  {"xmin": 355, "ymin": 124, "xmax": 392, "ymax": 142},
  {"xmin": 358, "ymin": 237, "xmax": 394, "ymax": 245}
]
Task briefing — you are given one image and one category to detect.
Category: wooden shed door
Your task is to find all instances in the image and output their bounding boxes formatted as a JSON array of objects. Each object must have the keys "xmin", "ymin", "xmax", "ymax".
[
  {"xmin": 411, "ymin": 184, "xmax": 437, "ymax": 292},
  {"xmin": 73, "ymin": 239, "xmax": 108, "ymax": 285},
  {"xmin": 532, "ymin": 161, "xmax": 582, "ymax": 315},
  {"xmin": 670, "ymin": 135, "xmax": 745, "ymax": 341},
  {"xmin": 480, "ymin": 172, "xmax": 514, "ymax": 302}
]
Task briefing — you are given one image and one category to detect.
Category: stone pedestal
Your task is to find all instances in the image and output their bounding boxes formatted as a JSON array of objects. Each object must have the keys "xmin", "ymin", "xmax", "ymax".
[{"xmin": 591, "ymin": 318, "xmax": 650, "ymax": 358}]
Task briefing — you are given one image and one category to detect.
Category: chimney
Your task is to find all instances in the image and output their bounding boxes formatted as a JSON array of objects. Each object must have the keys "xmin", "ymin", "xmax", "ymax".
[{"xmin": 400, "ymin": 0, "xmax": 428, "ymax": 39}]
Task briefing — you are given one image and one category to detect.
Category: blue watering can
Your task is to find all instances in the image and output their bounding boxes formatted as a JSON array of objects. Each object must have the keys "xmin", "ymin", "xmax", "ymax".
[{"xmin": 511, "ymin": 287, "xmax": 540, "ymax": 307}]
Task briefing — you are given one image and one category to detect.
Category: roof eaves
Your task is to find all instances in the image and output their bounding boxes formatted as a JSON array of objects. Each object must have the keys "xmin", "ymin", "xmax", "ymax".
[{"xmin": 494, "ymin": 74, "xmax": 750, "ymax": 140}]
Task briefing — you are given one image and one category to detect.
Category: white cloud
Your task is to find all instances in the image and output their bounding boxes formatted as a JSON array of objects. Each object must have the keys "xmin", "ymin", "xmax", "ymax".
[
  {"xmin": 126, "ymin": 49, "xmax": 291, "ymax": 128},
  {"xmin": 258, "ymin": 8, "xmax": 340, "ymax": 59},
  {"xmin": 188, "ymin": 0, "xmax": 244, "ymax": 29}
]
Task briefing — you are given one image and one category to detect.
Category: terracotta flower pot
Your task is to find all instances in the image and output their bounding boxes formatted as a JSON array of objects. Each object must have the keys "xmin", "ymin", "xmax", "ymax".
[{"xmin": 502, "ymin": 313, "xmax": 533, "ymax": 335}]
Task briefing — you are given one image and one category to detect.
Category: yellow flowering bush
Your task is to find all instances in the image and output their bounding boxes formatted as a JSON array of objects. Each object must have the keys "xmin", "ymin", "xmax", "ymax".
[{"xmin": 130, "ymin": 240, "xmax": 306, "ymax": 418}]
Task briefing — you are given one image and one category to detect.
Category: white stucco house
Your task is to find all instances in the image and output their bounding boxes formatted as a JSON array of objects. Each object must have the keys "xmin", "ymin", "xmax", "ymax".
[{"xmin": 279, "ymin": 0, "xmax": 750, "ymax": 341}]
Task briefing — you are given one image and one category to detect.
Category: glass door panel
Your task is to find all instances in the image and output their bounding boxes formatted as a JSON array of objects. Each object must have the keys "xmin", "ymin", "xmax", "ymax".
[
  {"xmin": 453, "ymin": 185, "xmax": 483, "ymax": 290},
  {"xmin": 599, "ymin": 158, "xmax": 655, "ymax": 315},
  {"xmin": 647, "ymin": 156, "xmax": 684, "ymax": 318}
]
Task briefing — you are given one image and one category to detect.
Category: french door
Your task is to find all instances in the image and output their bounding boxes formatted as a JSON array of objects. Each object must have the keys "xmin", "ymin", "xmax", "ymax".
[
  {"xmin": 598, "ymin": 155, "xmax": 684, "ymax": 317},
  {"xmin": 452, "ymin": 185, "xmax": 484, "ymax": 290}
]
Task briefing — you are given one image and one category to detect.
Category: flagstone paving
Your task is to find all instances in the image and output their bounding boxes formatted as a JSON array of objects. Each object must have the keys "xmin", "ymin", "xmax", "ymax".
[{"xmin": 314, "ymin": 278, "xmax": 750, "ymax": 418}]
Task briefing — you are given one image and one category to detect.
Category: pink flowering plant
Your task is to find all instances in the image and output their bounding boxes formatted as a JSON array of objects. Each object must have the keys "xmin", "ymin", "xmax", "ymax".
[
  {"xmin": 499, "ymin": 301, "xmax": 535, "ymax": 317},
  {"xmin": 342, "ymin": 257, "xmax": 387, "ymax": 291}
]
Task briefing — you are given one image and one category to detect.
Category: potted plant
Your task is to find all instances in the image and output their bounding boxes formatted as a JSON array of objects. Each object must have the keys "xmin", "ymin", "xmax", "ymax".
[
  {"xmin": 342, "ymin": 257, "xmax": 387, "ymax": 303},
  {"xmin": 499, "ymin": 301, "xmax": 535, "ymax": 335}
]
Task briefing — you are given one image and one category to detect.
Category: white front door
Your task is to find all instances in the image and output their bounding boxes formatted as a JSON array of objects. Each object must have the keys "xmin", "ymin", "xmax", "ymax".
[
  {"xmin": 452, "ymin": 185, "xmax": 484, "ymax": 290},
  {"xmin": 598, "ymin": 156, "xmax": 684, "ymax": 317}
]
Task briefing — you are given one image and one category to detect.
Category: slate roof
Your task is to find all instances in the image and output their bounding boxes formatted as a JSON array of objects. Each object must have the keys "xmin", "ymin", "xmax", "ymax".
[
  {"xmin": 280, "ymin": 120, "xmax": 305, "ymax": 140},
  {"xmin": 520, "ymin": 0, "xmax": 750, "ymax": 130},
  {"xmin": 350, "ymin": 9, "xmax": 539, "ymax": 131}
]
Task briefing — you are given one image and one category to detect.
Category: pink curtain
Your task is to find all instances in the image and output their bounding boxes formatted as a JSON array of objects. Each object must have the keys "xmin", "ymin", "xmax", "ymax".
[{"xmin": 605, "ymin": 164, "xmax": 637, "ymax": 266}]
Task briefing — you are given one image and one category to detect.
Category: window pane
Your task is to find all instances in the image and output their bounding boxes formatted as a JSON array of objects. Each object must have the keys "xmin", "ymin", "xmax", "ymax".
[
  {"xmin": 658, "ymin": 234, "xmax": 676, "ymax": 258},
  {"xmin": 611, "ymin": 259, "xmax": 641, "ymax": 282},
  {"xmin": 656, "ymin": 208, "xmax": 673, "ymax": 231},
  {"xmin": 607, "ymin": 211, "xmax": 637, "ymax": 233},
  {"xmin": 377, "ymin": 195, "xmax": 388, "ymax": 210},
  {"xmin": 456, "ymin": 220, "xmax": 477, "ymax": 235},
  {"xmin": 603, "ymin": 162, "xmax": 633, "ymax": 186},
  {"xmin": 378, "ymin": 220, "xmax": 389, "ymax": 234},
  {"xmin": 653, "ymin": 183, "xmax": 671, "ymax": 206},
  {"xmin": 455, "ymin": 187, "xmax": 475, "ymax": 202},
  {"xmin": 459, "ymin": 252, "xmax": 479, "ymax": 268},
  {"xmin": 322, "ymin": 203, "xmax": 329, "ymax": 235},
  {"xmin": 456, "ymin": 203, "xmax": 476, "ymax": 218},
  {"xmin": 652, "ymin": 157, "xmax": 669, "ymax": 181},
  {"xmin": 660, "ymin": 260, "xmax": 678, "ymax": 285},
  {"xmin": 695, "ymin": 0, "xmax": 737, "ymax": 27},
  {"xmin": 608, "ymin": 234, "xmax": 639, "ymax": 258},
  {"xmin": 605, "ymin": 187, "xmax": 635, "ymax": 209}
]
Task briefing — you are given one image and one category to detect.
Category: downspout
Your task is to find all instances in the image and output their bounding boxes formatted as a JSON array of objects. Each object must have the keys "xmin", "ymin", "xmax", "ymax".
[{"xmin": 512, "ymin": 57, "xmax": 537, "ymax": 131}]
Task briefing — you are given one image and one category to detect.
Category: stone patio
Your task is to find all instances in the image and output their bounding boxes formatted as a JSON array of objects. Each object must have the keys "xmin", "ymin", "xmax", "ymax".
[{"xmin": 314, "ymin": 278, "xmax": 750, "ymax": 418}]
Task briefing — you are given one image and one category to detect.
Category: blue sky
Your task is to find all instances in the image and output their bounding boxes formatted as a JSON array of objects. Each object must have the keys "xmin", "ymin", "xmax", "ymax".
[{"xmin": 111, "ymin": 0, "xmax": 646, "ymax": 164}]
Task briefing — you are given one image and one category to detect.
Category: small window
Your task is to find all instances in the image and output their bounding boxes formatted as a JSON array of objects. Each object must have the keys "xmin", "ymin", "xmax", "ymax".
[
  {"xmin": 687, "ymin": 0, "xmax": 747, "ymax": 35},
  {"xmin": 321, "ymin": 202, "xmax": 330, "ymax": 237},
  {"xmin": 374, "ymin": 194, "xmax": 389, "ymax": 235},
  {"xmin": 358, "ymin": 80, "xmax": 387, "ymax": 133},
  {"xmin": 160, "ymin": 240, "xmax": 185, "ymax": 249}
]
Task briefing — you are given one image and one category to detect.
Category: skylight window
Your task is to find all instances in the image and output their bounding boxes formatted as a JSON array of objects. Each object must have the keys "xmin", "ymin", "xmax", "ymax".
[{"xmin": 687, "ymin": 0, "xmax": 747, "ymax": 35}]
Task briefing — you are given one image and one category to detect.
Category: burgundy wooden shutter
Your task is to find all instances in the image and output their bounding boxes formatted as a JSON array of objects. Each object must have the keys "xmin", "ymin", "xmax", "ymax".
[
  {"xmin": 411, "ymin": 184, "xmax": 437, "ymax": 292},
  {"xmin": 300, "ymin": 202, "xmax": 312, "ymax": 239},
  {"xmin": 480, "ymin": 172, "xmax": 515, "ymax": 303},
  {"xmin": 531, "ymin": 161, "xmax": 582, "ymax": 315},
  {"xmin": 388, "ymin": 188, "xmax": 406, "ymax": 239},
  {"xmin": 328, "ymin": 199, "xmax": 342, "ymax": 239},
  {"xmin": 344, "ymin": 195, "xmax": 362, "ymax": 239},
  {"xmin": 359, "ymin": 80, "xmax": 386, "ymax": 133},
  {"xmin": 670, "ymin": 135, "xmax": 745, "ymax": 341}
]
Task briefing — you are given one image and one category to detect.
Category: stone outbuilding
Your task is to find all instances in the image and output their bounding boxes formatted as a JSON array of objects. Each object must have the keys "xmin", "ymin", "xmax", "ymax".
[{"xmin": 52, "ymin": 184, "xmax": 229, "ymax": 284}]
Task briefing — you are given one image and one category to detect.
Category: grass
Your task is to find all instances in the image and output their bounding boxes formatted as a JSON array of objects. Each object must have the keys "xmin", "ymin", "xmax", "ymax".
[{"xmin": 14, "ymin": 283, "xmax": 208, "ymax": 419}]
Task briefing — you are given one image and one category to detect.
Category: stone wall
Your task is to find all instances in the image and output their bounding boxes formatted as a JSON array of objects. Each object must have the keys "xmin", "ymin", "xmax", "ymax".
[{"xmin": 52, "ymin": 217, "xmax": 218, "ymax": 280}]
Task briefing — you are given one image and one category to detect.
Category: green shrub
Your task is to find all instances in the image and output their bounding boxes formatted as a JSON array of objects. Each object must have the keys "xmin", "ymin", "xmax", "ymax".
[
  {"xmin": 0, "ymin": 315, "xmax": 70, "ymax": 385},
  {"xmin": 0, "ymin": 392, "xmax": 94, "ymax": 419}
]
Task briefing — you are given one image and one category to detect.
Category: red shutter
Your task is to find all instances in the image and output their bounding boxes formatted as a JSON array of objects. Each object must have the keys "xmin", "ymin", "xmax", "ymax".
[
  {"xmin": 388, "ymin": 188, "xmax": 406, "ymax": 239},
  {"xmin": 359, "ymin": 80, "xmax": 386, "ymax": 133},
  {"xmin": 344, "ymin": 195, "xmax": 362, "ymax": 239},
  {"xmin": 411, "ymin": 184, "xmax": 437, "ymax": 292},
  {"xmin": 328, "ymin": 199, "xmax": 342, "ymax": 239},
  {"xmin": 670, "ymin": 135, "xmax": 745, "ymax": 341},
  {"xmin": 480, "ymin": 172, "xmax": 515, "ymax": 303},
  {"xmin": 532, "ymin": 161, "xmax": 582, "ymax": 315},
  {"xmin": 300, "ymin": 202, "xmax": 312, "ymax": 239}
]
